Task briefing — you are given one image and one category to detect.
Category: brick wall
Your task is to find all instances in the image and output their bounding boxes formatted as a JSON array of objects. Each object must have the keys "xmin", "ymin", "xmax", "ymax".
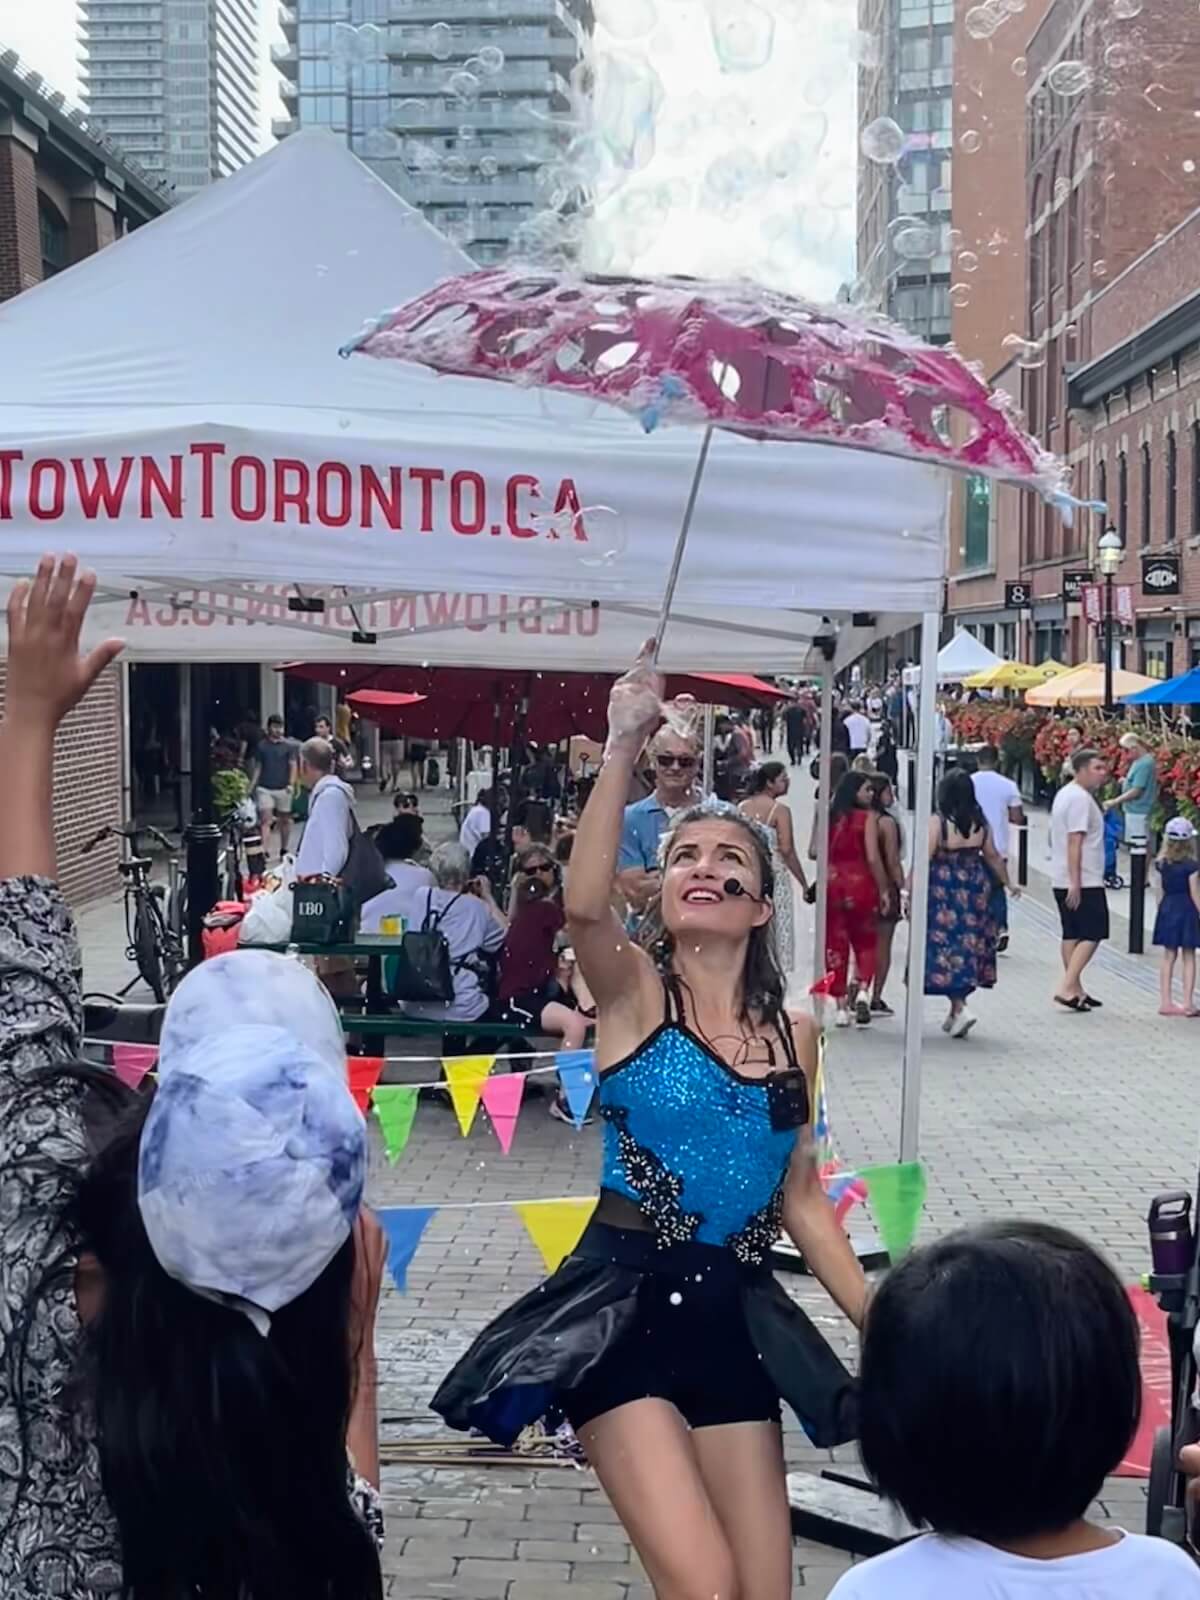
[
  {"xmin": 1090, "ymin": 208, "xmax": 1200, "ymax": 359},
  {"xmin": 0, "ymin": 664, "xmax": 123, "ymax": 905},
  {"xmin": 0, "ymin": 130, "xmax": 41, "ymax": 301}
]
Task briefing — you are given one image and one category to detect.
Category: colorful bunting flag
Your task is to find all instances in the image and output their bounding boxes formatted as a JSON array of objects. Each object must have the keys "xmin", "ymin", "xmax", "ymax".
[
  {"xmin": 556, "ymin": 1051, "xmax": 596, "ymax": 1129},
  {"xmin": 346, "ymin": 1056, "xmax": 384, "ymax": 1115},
  {"xmin": 480, "ymin": 1073, "xmax": 526, "ymax": 1155},
  {"xmin": 112, "ymin": 1042, "xmax": 158, "ymax": 1092},
  {"xmin": 824, "ymin": 1170, "xmax": 870, "ymax": 1226},
  {"xmin": 860, "ymin": 1161, "xmax": 926, "ymax": 1261},
  {"xmin": 443, "ymin": 1055, "xmax": 494, "ymax": 1137},
  {"xmin": 372, "ymin": 1085, "xmax": 419, "ymax": 1165},
  {"xmin": 515, "ymin": 1197, "xmax": 598, "ymax": 1273},
  {"xmin": 376, "ymin": 1206, "xmax": 438, "ymax": 1293}
]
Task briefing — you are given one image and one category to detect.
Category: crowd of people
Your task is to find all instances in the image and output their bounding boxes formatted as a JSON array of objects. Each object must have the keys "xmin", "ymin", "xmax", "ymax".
[{"xmin": 4, "ymin": 562, "xmax": 1200, "ymax": 1600}]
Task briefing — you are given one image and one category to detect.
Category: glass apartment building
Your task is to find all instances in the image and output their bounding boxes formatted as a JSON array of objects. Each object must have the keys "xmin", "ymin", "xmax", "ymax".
[{"xmin": 79, "ymin": 0, "xmax": 260, "ymax": 201}]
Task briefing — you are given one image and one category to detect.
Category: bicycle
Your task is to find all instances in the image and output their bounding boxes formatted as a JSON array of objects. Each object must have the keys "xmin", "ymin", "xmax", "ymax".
[{"xmin": 82, "ymin": 823, "xmax": 187, "ymax": 1003}]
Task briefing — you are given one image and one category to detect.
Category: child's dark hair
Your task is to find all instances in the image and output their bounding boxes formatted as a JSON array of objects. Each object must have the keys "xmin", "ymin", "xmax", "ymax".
[{"xmin": 859, "ymin": 1221, "xmax": 1140, "ymax": 1543}]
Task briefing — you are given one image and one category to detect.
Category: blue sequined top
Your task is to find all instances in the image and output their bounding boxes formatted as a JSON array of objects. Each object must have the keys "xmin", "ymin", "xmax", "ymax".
[{"xmin": 597, "ymin": 981, "xmax": 809, "ymax": 1265}]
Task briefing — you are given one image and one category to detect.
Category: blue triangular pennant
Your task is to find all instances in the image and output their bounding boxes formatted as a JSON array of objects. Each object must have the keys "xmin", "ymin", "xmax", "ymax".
[
  {"xmin": 556, "ymin": 1050, "xmax": 597, "ymax": 1129},
  {"xmin": 376, "ymin": 1206, "xmax": 437, "ymax": 1293}
]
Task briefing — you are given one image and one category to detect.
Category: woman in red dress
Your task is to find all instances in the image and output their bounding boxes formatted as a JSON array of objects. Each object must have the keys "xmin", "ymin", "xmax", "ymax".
[{"xmin": 825, "ymin": 772, "xmax": 891, "ymax": 1028}]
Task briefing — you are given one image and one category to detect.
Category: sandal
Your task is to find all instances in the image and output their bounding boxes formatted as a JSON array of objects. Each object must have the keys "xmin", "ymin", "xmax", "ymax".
[{"xmin": 1053, "ymin": 995, "xmax": 1088, "ymax": 1012}]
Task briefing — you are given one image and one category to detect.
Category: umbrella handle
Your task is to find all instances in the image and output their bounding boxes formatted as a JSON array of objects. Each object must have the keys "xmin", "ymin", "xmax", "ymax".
[{"xmin": 652, "ymin": 424, "xmax": 715, "ymax": 667}]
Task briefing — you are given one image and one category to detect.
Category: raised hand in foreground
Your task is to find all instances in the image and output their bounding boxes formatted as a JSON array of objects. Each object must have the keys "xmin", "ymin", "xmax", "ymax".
[{"xmin": 1, "ymin": 555, "xmax": 124, "ymax": 880}]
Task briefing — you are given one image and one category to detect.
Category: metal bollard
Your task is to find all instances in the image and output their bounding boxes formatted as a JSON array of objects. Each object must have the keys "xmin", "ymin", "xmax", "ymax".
[
  {"xmin": 1129, "ymin": 840, "xmax": 1147, "ymax": 956},
  {"xmin": 1016, "ymin": 823, "xmax": 1028, "ymax": 888}
]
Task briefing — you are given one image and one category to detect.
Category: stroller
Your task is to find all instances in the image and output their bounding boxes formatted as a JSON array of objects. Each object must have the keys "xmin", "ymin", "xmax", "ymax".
[{"xmin": 1104, "ymin": 807, "xmax": 1125, "ymax": 890}]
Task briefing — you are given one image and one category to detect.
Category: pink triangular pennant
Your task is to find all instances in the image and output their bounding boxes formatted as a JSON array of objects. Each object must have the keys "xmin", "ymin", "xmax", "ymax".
[
  {"xmin": 480, "ymin": 1073, "xmax": 526, "ymax": 1155},
  {"xmin": 112, "ymin": 1043, "xmax": 158, "ymax": 1091}
]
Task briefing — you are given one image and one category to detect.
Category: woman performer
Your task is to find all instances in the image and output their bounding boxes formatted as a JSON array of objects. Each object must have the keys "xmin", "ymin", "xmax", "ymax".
[{"xmin": 435, "ymin": 646, "xmax": 865, "ymax": 1600}]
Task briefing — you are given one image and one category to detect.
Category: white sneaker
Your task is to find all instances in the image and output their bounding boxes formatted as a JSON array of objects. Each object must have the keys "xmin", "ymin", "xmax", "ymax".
[
  {"xmin": 941, "ymin": 1012, "xmax": 955, "ymax": 1033},
  {"xmin": 949, "ymin": 1009, "xmax": 977, "ymax": 1039},
  {"xmin": 835, "ymin": 1007, "xmax": 852, "ymax": 1028}
]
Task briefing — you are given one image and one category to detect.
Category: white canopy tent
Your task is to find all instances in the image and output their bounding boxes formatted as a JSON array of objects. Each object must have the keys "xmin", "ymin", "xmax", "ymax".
[
  {"xmin": 0, "ymin": 131, "xmax": 952, "ymax": 1159},
  {"xmin": 0, "ymin": 130, "xmax": 945, "ymax": 672},
  {"xmin": 903, "ymin": 629, "xmax": 1004, "ymax": 686}
]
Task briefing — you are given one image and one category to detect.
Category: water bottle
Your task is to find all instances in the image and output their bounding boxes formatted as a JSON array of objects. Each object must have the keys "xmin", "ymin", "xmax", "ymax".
[{"xmin": 1149, "ymin": 1192, "xmax": 1194, "ymax": 1277}]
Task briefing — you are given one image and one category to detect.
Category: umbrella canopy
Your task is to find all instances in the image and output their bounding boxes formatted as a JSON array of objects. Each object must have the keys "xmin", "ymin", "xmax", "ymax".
[
  {"xmin": 1122, "ymin": 667, "xmax": 1200, "ymax": 705},
  {"xmin": 344, "ymin": 269, "xmax": 1065, "ymax": 500},
  {"xmin": 1037, "ymin": 658, "xmax": 1071, "ymax": 677},
  {"xmin": 1025, "ymin": 663, "xmax": 1160, "ymax": 707},
  {"xmin": 321, "ymin": 666, "xmax": 788, "ymax": 744},
  {"xmin": 963, "ymin": 659, "xmax": 1072, "ymax": 690}
]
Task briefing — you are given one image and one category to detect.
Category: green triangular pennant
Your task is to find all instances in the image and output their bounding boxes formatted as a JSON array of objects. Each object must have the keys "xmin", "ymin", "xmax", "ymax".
[
  {"xmin": 372, "ymin": 1086, "xmax": 419, "ymax": 1165},
  {"xmin": 860, "ymin": 1161, "xmax": 926, "ymax": 1262}
]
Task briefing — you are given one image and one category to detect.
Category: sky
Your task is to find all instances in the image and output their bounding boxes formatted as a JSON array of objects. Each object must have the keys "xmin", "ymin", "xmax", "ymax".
[{"xmin": 0, "ymin": 0, "xmax": 856, "ymax": 296}]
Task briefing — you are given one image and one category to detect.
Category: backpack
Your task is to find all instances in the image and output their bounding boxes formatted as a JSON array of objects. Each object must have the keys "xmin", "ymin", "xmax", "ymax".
[
  {"xmin": 387, "ymin": 890, "xmax": 464, "ymax": 1003},
  {"xmin": 425, "ymin": 757, "xmax": 441, "ymax": 788}
]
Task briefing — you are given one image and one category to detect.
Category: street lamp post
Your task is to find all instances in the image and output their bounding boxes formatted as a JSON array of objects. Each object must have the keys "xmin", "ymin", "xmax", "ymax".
[{"xmin": 1098, "ymin": 525, "xmax": 1123, "ymax": 715}]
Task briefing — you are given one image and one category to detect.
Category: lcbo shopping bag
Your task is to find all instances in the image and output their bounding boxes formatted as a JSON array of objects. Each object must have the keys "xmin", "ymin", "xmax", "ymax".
[{"xmin": 291, "ymin": 877, "xmax": 355, "ymax": 945}]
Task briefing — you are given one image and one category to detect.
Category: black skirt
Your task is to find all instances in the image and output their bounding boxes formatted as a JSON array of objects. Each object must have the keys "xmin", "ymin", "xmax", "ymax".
[{"xmin": 432, "ymin": 1221, "xmax": 859, "ymax": 1448}]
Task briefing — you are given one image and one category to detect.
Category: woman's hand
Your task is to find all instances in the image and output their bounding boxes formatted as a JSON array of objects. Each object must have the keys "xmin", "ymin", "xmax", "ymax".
[
  {"xmin": 605, "ymin": 639, "xmax": 664, "ymax": 760},
  {"xmin": 5, "ymin": 555, "xmax": 124, "ymax": 732}
]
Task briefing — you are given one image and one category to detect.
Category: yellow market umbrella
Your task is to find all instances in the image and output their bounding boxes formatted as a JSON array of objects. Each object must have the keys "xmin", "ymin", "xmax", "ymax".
[
  {"xmin": 964, "ymin": 660, "xmax": 1050, "ymax": 690},
  {"xmin": 1024, "ymin": 663, "xmax": 1158, "ymax": 707},
  {"xmin": 1035, "ymin": 658, "xmax": 1071, "ymax": 681}
]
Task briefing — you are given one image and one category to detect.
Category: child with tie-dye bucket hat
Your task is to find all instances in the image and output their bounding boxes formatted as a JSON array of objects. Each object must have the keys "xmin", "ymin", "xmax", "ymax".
[{"xmin": 0, "ymin": 556, "xmax": 384, "ymax": 1600}]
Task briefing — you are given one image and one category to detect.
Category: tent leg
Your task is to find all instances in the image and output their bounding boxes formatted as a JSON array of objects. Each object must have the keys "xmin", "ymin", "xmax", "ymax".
[
  {"xmin": 185, "ymin": 663, "xmax": 221, "ymax": 967},
  {"xmin": 899, "ymin": 611, "xmax": 939, "ymax": 1164},
  {"xmin": 811, "ymin": 660, "xmax": 834, "ymax": 1011},
  {"xmin": 702, "ymin": 703, "xmax": 716, "ymax": 796}
]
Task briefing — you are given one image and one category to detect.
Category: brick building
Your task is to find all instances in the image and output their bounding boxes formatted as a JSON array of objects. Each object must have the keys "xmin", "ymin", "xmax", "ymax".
[
  {"xmin": 945, "ymin": 0, "xmax": 1200, "ymax": 666},
  {"xmin": 0, "ymin": 52, "xmax": 171, "ymax": 902}
]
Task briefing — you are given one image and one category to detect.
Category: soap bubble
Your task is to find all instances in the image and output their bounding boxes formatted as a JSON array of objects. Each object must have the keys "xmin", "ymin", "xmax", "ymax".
[
  {"xmin": 447, "ymin": 69, "xmax": 479, "ymax": 101},
  {"xmin": 893, "ymin": 222, "xmax": 938, "ymax": 260},
  {"xmin": 1002, "ymin": 332, "xmax": 1045, "ymax": 368},
  {"xmin": 767, "ymin": 111, "xmax": 827, "ymax": 174},
  {"xmin": 443, "ymin": 154, "xmax": 471, "ymax": 184},
  {"xmin": 391, "ymin": 97, "xmax": 424, "ymax": 128},
  {"xmin": 1048, "ymin": 59, "xmax": 1092, "ymax": 95},
  {"xmin": 1054, "ymin": 174, "xmax": 1071, "ymax": 204},
  {"xmin": 985, "ymin": 228, "xmax": 1008, "ymax": 254},
  {"xmin": 964, "ymin": 4, "xmax": 1001, "ymax": 38},
  {"xmin": 861, "ymin": 116, "xmax": 905, "ymax": 163},
  {"xmin": 576, "ymin": 507, "xmax": 629, "ymax": 569},
  {"xmin": 407, "ymin": 139, "xmax": 442, "ymax": 174},
  {"xmin": 331, "ymin": 21, "xmax": 383, "ymax": 65},
  {"xmin": 1112, "ymin": 0, "xmax": 1142, "ymax": 14},
  {"xmin": 1011, "ymin": 55, "xmax": 1028, "ymax": 76},
  {"xmin": 478, "ymin": 154, "xmax": 499, "ymax": 177},
  {"xmin": 849, "ymin": 29, "xmax": 881, "ymax": 67},
  {"xmin": 702, "ymin": 147, "xmax": 766, "ymax": 212},
  {"xmin": 668, "ymin": 1291, "xmax": 683, "ymax": 1306},
  {"xmin": 443, "ymin": 214, "xmax": 477, "ymax": 247},
  {"xmin": 429, "ymin": 21, "xmax": 454, "ymax": 60},
  {"xmin": 949, "ymin": 283, "xmax": 971, "ymax": 307},
  {"xmin": 363, "ymin": 127, "xmax": 402, "ymax": 158},
  {"xmin": 477, "ymin": 44, "xmax": 505, "ymax": 73},
  {"xmin": 1093, "ymin": 258, "xmax": 1108, "ymax": 277},
  {"xmin": 958, "ymin": 249, "xmax": 979, "ymax": 272},
  {"xmin": 1104, "ymin": 40, "xmax": 1133, "ymax": 69},
  {"xmin": 597, "ymin": 0, "xmax": 657, "ymax": 39},
  {"xmin": 707, "ymin": 0, "xmax": 776, "ymax": 74},
  {"xmin": 1185, "ymin": 159, "xmax": 1197, "ymax": 174},
  {"xmin": 959, "ymin": 128, "xmax": 983, "ymax": 153},
  {"xmin": 595, "ymin": 53, "xmax": 664, "ymax": 173},
  {"xmin": 802, "ymin": 70, "xmax": 841, "ymax": 106}
]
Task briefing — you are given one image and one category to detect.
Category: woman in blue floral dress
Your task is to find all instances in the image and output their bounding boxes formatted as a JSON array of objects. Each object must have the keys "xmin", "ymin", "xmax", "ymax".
[{"xmin": 919, "ymin": 769, "xmax": 1011, "ymax": 1040}]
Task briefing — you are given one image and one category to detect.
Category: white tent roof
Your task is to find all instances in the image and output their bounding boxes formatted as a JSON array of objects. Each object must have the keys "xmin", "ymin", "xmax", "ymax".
[
  {"xmin": 0, "ymin": 130, "xmax": 947, "ymax": 668},
  {"xmin": 904, "ymin": 629, "xmax": 1004, "ymax": 684}
]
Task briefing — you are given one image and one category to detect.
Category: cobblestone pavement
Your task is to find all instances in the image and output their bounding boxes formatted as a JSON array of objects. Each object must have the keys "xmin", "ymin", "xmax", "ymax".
[{"xmin": 75, "ymin": 765, "xmax": 1190, "ymax": 1596}]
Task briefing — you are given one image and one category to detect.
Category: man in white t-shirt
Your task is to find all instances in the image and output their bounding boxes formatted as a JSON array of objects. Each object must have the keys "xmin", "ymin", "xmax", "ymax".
[
  {"xmin": 843, "ymin": 703, "xmax": 872, "ymax": 757},
  {"xmin": 972, "ymin": 745, "xmax": 1025, "ymax": 954},
  {"xmin": 1049, "ymin": 748, "xmax": 1110, "ymax": 1010}
]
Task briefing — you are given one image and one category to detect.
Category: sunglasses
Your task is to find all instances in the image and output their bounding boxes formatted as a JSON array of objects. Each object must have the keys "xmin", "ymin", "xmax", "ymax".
[
  {"xmin": 656, "ymin": 754, "xmax": 697, "ymax": 770},
  {"xmin": 527, "ymin": 861, "xmax": 556, "ymax": 875}
]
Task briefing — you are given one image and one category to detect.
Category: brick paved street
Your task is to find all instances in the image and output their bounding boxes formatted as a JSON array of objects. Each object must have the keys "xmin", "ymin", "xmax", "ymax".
[{"xmin": 75, "ymin": 765, "xmax": 1194, "ymax": 1596}]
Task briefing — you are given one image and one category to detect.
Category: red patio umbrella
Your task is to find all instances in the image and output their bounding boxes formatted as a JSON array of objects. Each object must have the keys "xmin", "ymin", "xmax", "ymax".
[{"xmin": 289, "ymin": 664, "xmax": 788, "ymax": 745}]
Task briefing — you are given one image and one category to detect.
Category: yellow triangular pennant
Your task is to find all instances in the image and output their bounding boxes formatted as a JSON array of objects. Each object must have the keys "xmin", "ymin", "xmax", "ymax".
[
  {"xmin": 514, "ymin": 1197, "xmax": 598, "ymax": 1273},
  {"xmin": 442, "ymin": 1055, "xmax": 494, "ymax": 1137}
]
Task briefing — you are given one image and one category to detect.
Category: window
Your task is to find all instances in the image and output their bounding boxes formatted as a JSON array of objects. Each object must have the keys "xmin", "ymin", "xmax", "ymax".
[
  {"xmin": 1167, "ymin": 431, "xmax": 1178, "ymax": 543},
  {"xmin": 1096, "ymin": 459, "xmax": 1107, "ymax": 539},
  {"xmin": 1047, "ymin": 160, "xmax": 1060, "ymax": 290},
  {"xmin": 1029, "ymin": 178, "xmax": 1043, "ymax": 309},
  {"xmin": 38, "ymin": 197, "xmax": 68, "ymax": 278},
  {"xmin": 1067, "ymin": 131, "xmax": 1081, "ymax": 276},
  {"xmin": 1117, "ymin": 450, "xmax": 1128, "ymax": 544},
  {"xmin": 962, "ymin": 475, "xmax": 990, "ymax": 568},
  {"xmin": 1193, "ymin": 421, "xmax": 1200, "ymax": 538},
  {"xmin": 1141, "ymin": 441, "xmax": 1152, "ymax": 545}
]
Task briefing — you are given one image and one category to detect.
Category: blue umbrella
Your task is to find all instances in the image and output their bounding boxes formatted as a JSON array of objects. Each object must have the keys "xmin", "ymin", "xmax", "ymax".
[{"xmin": 1122, "ymin": 668, "xmax": 1200, "ymax": 705}]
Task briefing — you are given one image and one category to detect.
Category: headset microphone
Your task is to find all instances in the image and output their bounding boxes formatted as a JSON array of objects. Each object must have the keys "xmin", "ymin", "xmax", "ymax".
[{"xmin": 724, "ymin": 878, "xmax": 765, "ymax": 903}]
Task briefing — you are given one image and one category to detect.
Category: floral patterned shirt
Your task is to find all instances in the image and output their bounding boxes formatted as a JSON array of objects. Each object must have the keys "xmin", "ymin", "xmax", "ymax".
[{"xmin": 0, "ymin": 877, "xmax": 382, "ymax": 1595}]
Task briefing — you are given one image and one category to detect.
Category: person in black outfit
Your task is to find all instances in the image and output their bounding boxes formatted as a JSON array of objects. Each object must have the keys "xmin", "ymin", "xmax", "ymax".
[{"xmin": 875, "ymin": 723, "xmax": 899, "ymax": 786}]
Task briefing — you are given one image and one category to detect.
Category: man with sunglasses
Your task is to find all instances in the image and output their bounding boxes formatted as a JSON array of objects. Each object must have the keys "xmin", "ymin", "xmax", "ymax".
[{"xmin": 617, "ymin": 727, "xmax": 703, "ymax": 920}]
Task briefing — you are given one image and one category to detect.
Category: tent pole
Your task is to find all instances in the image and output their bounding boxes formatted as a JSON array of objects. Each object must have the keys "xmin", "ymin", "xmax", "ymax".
[
  {"xmin": 812, "ymin": 658, "xmax": 834, "ymax": 1011},
  {"xmin": 702, "ymin": 703, "xmax": 716, "ymax": 795},
  {"xmin": 184, "ymin": 663, "xmax": 221, "ymax": 967},
  {"xmin": 899, "ymin": 610, "xmax": 940, "ymax": 1164},
  {"xmin": 651, "ymin": 425, "xmax": 714, "ymax": 664}
]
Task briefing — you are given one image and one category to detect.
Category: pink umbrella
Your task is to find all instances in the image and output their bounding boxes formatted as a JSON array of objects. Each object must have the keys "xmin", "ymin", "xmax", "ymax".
[{"xmin": 343, "ymin": 268, "xmax": 1067, "ymax": 656}]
